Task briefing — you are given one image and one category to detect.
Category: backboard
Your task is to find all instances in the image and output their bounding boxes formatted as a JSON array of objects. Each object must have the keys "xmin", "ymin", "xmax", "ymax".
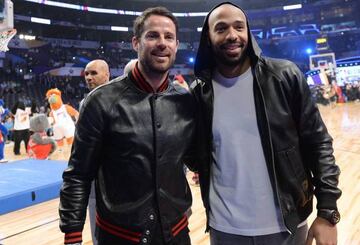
[
  {"xmin": 309, "ymin": 53, "xmax": 336, "ymax": 71},
  {"xmin": 0, "ymin": 0, "xmax": 15, "ymax": 52},
  {"xmin": 0, "ymin": 0, "xmax": 13, "ymax": 31}
]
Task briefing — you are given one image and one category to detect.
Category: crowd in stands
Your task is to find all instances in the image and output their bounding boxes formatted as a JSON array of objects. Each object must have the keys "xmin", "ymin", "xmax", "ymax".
[
  {"xmin": 0, "ymin": 26, "xmax": 359, "ymax": 144},
  {"xmin": 311, "ymin": 81, "xmax": 360, "ymax": 106}
]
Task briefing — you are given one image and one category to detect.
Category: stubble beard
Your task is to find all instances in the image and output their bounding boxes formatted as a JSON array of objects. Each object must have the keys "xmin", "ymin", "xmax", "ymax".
[
  {"xmin": 141, "ymin": 55, "xmax": 175, "ymax": 75},
  {"xmin": 214, "ymin": 45, "xmax": 249, "ymax": 68}
]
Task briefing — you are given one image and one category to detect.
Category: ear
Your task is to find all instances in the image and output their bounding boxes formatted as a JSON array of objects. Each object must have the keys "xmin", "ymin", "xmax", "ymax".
[
  {"xmin": 132, "ymin": 36, "xmax": 139, "ymax": 52},
  {"xmin": 175, "ymin": 39, "xmax": 179, "ymax": 53}
]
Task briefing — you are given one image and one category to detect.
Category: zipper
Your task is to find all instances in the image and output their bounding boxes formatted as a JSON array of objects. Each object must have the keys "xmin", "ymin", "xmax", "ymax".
[
  {"xmin": 203, "ymin": 79, "xmax": 214, "ymax": 233},
  {"xmin": 254, "ymin": 64, "xmax": 292, "ymax": 234}
]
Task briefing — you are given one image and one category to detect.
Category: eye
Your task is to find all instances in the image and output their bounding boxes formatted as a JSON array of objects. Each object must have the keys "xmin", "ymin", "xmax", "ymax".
[
  {"xmin": 165, "ymin": 34, "xmax": 175, "ymax": 40},
  {"xmin": 146, "ymin": 32, "xmax": 158, "ymax": 39},
  {"xmin": 235, "ymin": 25, "xmax": 244, "ymax": 31},
  {"xmin": 216, "ymin": 27, "xmax": 225, "ymax": 33},
  {"xmin": 215, "ymin": 25, "xmax": 227, "ymax": 33}
]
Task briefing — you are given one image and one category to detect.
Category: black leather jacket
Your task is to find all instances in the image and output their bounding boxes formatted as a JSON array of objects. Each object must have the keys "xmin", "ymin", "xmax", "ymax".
[
  {"xmin": 59, "ymin": 74, "xmax": 198, "ymax": 244},
  {"xmin": 192, "ymin": 2, "xmax": 341, "ymax": 234}
]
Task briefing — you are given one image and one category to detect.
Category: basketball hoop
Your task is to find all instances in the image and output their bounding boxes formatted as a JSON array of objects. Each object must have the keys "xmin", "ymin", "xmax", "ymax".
[{"xmin": 0, "ymin": 28, "xmax": 16, "ymax": 52}]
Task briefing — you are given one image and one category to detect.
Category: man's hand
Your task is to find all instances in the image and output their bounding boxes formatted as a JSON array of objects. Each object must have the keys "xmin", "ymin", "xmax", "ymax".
[{"xmin": 305, "ymin": 217, "xmax": 337, "ymax": 245}]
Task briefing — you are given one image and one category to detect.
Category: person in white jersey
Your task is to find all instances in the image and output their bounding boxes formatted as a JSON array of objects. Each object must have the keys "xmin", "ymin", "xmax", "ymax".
[
  {"xmin": 11, "ymin": 101, "xmax": 31, "ymax": 155},
  {"xmin": 191, "ymin": 2, "xmax": 341, "ymax": 245}
]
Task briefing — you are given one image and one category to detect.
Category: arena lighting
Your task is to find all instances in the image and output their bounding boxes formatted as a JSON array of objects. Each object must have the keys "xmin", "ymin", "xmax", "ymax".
[
  {"xmin": 23, "ymin": 0, "xmax": 207, "ymax": 17},
  {"xmin": 111, "ymin": 26, "xmax": 128, "ymax": 32},
  {"xmin": 25, "ymin": 0, "xmax": 81, "ymax": 10},
  {"xmin": 316, "ymin": 38, "xmax": 327, "ymax": 44},
  {"xmin": 337, "ymin": 56, "xmax": 360, "ymax": 62},
  {"xmin": 87, "ymin": 7, "xmax": 118, "ymax": 14},
  {"xmin": 338, "ymin": 62, "xmax": 360, "ymax": 67},
  {"xmin": 31, "ymin": 17, "xmax": 51, "ymax": 25},
  {"xmin": 188, "ymin": 12, "xmax": 208, "ymax": 17},
  {"xmin": 189, "ymin": 57, "xmax": 194, "ymax": 63},
  {"xmin": 19, "ymin": 34, "xmax": 36, "ymax": 40},
  {"xmin": 197, "ymin": 27, "xmax": 202, "ymax": 32},
  {"xmin": 283, "ymin": 4, "xmax": 302, "ymax": 10},
  {"xmin": 306, "ymin": 48, "xmax": 313, "ymax": 55}
]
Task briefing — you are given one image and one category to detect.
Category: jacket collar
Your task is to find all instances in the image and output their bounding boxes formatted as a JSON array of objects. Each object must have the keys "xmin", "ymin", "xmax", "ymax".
[{"xmin": 130, "ymin": 62, "xmax": 169, "ymax": 93}]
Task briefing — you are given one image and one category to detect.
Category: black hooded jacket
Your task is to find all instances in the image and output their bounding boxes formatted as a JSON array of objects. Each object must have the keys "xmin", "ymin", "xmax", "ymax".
[{"xmin": 191, "ymin": 2, "xmax": 341, "ymax": 233}]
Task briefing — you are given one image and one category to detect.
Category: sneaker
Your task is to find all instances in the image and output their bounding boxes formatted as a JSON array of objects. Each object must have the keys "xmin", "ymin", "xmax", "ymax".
[{"xmin": 0, "ymin": 159, "xmax": 8, "ymax": 163}]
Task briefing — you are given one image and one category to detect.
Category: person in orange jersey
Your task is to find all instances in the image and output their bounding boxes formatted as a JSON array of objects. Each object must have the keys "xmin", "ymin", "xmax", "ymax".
[{"xmin": 46, "ymin": 88, "xmax": 79, "ymax": 146}]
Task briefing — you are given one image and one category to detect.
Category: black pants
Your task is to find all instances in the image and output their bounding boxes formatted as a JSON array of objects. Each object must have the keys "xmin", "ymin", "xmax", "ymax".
[
  {"xmin": 210, "ymin": 224, "xmax": 308, "ymax": 245},
  {"xmin": 13, "ymin": 129, "xmax": 30, "ymax": 155}
]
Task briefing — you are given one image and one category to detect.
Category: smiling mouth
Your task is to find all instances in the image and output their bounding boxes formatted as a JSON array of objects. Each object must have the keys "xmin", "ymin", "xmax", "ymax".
[
  {"xmin": 223, "ymin": 43, "xmax": 244, "ymax": 50},
  {"xmin": 153, "ymin": 53, "xmax": 169, "ymax": 58}
]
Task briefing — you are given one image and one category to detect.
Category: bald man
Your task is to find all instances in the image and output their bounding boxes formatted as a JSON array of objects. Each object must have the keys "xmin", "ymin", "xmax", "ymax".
[
  {"xmin": 80, "ymin": 59, "xmax": 110, "ymax": 110},
  {"xmin": 84, "ymin": 59, "xmax": 110, "ymax": 90},
  {"xmin": 82, "ymin": 59, "xmax": 110, "ymax": 245}
]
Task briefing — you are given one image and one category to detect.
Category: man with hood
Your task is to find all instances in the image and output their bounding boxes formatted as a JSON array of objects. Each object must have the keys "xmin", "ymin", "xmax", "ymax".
[{"xmin": 192, "ymin": 2, "xmax": 341, "ymax": 244}]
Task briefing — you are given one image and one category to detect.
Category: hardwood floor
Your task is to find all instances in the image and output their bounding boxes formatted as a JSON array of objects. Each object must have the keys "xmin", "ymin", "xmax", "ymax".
[{"xmin": 1, "ymin": 103, "xmax": 359, "ymax": 245}]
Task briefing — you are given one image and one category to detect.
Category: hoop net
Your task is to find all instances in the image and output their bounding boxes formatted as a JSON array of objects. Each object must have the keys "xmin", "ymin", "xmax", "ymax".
[{"xmin": 0, "ymin": 28, "xmax": 16, "ymax": 52}]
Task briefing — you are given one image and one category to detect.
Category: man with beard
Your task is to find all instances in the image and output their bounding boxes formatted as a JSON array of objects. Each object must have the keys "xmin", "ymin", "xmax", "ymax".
[
  {"xmin": 192, "ymin": 2, "xmax": 341, "ymax": 245},
  {"xmin": 59, "ymin": 7, "xmax": 197, "ymax": 245}
]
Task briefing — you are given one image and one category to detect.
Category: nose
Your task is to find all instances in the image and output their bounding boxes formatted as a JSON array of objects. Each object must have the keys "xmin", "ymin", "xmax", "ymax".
[
  {"xmin": 85, "ymin": 75, "xmax": 91, "ymax": 82},
  {"xmin": 157, "ymin": 36, "xmax": 167, "ymax": 49},
  {"xmin": 227, "ymin": 27, "xmax": 238, "ymax": 41}
]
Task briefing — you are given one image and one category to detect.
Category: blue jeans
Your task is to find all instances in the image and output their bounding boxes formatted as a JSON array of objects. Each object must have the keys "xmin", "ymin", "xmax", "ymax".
[{"xmin": 210, "ymin": 225, "xmax": 308, "ymax": 245}]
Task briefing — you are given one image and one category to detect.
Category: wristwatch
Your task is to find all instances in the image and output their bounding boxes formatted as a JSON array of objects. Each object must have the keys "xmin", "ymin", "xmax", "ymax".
[{"xmin": 317, "ymin": 209, "xmax": 340, "ymax": 225}]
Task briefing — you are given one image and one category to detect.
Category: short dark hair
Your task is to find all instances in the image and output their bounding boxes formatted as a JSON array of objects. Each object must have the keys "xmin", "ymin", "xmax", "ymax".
[{"xmin": 133, "ymin": 6, "xmax": 178, "ymax": 38}]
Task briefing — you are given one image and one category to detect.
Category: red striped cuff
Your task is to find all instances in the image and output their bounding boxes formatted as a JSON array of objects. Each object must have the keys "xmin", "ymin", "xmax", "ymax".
[
  {"xmin": 172, "ymin": 216, "xmax": 188, "ymax": 236},
  {"xmin": 64, "ymin": 231, "xmax": 82, "ymax": 244},
  {"xmin": 96, "ymin": 213, "xmax": 141, "ymax": 243}
]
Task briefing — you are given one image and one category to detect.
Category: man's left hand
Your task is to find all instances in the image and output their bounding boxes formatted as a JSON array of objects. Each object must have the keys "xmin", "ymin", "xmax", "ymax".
[{"xmin": 305, "ymin": 217, "xmax": 337, "ymax": 245}]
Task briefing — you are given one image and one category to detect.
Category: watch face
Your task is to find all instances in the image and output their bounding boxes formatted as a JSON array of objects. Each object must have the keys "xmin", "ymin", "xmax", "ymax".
[{"xmin": 331, "ymin": 211, "xmax": 341, "ymax": 224}]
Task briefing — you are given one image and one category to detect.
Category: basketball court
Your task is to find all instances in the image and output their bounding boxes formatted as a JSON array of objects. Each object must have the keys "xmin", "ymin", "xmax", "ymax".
[
  {"xmin": 0, "ymin": 103, "xmax": 359, "ymax": 244},
  {"xmin": 0, "ymin": 0, "xmax": 360, "ymax": 244}
]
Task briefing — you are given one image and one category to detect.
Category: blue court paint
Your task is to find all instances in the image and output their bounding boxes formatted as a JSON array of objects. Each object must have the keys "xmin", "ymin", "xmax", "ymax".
[{"xmin": 0, "ymin": 159, "xmax": 67, "ymax": 214}]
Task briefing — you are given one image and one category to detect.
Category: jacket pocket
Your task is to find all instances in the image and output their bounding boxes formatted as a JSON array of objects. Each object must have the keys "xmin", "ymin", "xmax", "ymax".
[{"xmin": 275, "ymin": 147, "xmax": 312, "ymax": 209}]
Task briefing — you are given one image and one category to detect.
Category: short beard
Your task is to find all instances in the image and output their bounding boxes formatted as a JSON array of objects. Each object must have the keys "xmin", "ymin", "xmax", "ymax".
[
  {"xmin": 212, "ymin": 41, "xmax": 249, "ymax": 67},
  {"xmin": 214, "ymin": 46, "xmax": 249, "ymax": 67},
  {"xmin": 140, "ymin": 58, "xmax": 174, "ymax": 75}
]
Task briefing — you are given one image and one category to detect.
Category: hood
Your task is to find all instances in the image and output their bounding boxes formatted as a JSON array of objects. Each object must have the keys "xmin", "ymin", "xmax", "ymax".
[{"xmin": 194, "ymin": 1, "xmax": 262, "ymax": 81}]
